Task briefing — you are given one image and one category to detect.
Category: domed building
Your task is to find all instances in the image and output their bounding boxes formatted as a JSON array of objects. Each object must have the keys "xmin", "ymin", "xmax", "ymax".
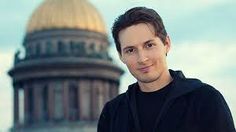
[{"xmin": 8, "ymin": 0, "xmax": 123, "ymax": 131}]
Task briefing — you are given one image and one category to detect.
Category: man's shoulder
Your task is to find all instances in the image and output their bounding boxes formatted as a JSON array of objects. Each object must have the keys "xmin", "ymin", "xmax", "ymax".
[
  {"xmin": 173, "ymin": 77, "xmax": 223, "ymax": 100},
  {"xmin": 107, "ymin": 83, "xmax": 137, "ymax": 107},
  {"xmin": 102, "ymin": 93, "xmax": 128, "ymax": 115},
  {"xmin": 108, "ymin": 93, "xmax": 127, "ymax": 106},
  {"xmin": 182, "ymin": 80, "xmax": 225, "ymax": 104},
  {"xmin": 191, "ymin": 83, "xmax": 223, "ymax": 100},
  {"xmin": 178, "ymin": 77, "xmax": 204, "ymax": 87}
]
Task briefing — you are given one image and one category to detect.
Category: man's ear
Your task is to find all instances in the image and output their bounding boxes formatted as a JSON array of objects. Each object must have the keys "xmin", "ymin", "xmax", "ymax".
[{"xmin": 165, "ymin": 36, "xmax": 171, "ymax": 54}]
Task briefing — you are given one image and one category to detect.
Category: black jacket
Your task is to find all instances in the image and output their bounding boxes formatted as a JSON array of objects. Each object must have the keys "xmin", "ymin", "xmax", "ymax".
[{"xmin": 98, "ymin": 70, "xmax": 235, "ymax": 132}]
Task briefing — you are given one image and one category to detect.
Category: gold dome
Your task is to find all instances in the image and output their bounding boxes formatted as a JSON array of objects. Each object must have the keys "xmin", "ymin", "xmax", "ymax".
[{"xmin": 27, "ymin": 0, "xmax": 106, "ymax": 34}]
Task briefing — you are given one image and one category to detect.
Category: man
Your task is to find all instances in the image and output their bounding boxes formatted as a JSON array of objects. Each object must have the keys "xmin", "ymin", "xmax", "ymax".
[{"xmin": 98, "ymin": 7, "xmax": 235, "ymax": 132}]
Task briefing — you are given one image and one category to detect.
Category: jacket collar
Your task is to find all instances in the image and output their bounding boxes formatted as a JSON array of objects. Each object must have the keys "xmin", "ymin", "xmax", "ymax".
[
  {"xmin": 168, "ymin": 69, "xmax": 205, "ymax": 100},
  {"xmin": 125, "ymin": 69, "xmax": 206, "ymax": 132},
  {"xmin": 126, "ymin": 69, "xmax": 204, "ymax": 100}
]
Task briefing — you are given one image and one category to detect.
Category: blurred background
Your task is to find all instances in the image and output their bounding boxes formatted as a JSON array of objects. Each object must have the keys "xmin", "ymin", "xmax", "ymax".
[{"xmin": 0, "ymin": 0, "xmax": 235, "ymax": 131}]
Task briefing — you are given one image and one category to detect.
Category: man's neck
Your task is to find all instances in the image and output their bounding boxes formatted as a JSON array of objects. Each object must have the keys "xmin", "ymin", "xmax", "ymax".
[{"xmin": 138, "ymin": 70, "xmax": 173, "ymax": 92}]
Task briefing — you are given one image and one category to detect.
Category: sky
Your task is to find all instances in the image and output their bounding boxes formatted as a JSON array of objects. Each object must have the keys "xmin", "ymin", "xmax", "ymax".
[{"xmin": 0, "ymin": 0, "xmax": 236, "ymax": 131}]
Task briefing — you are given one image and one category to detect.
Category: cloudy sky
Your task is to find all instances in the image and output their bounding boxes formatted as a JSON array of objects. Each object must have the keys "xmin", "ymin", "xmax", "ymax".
[{"xmin": 0, "ymin": 0, "xmax": 235, "ymax": 131}]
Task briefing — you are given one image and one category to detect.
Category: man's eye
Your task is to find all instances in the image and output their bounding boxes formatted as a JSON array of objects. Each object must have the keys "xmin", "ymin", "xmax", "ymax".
[
  {"xmin": 126, "ymin": 49, "xmax": 134, "ymax": 53},
  {"xmin": 146, "ymin": 43, "xmax": 154, "ymax": 48}
]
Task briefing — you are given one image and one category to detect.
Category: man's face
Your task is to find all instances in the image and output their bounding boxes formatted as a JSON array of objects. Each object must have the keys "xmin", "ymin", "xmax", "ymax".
[{"xmin": 118, "ymin": 23, "xmax": 171, "ymax": 83}]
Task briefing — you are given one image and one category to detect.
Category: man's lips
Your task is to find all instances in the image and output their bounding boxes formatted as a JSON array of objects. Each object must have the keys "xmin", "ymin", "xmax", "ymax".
[{"xmin": 138, "ymin": 65, "xmax": 153, "ymax": 72}]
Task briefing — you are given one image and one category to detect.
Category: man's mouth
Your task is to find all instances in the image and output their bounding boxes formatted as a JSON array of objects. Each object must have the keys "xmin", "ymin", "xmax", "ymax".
[{"xmin": 138, "ymin": 65, "xmax": 153, "ymax": 73}]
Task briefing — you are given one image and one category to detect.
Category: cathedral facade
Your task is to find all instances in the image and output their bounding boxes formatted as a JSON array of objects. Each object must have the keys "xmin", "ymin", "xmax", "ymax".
[{"xmin": 8, "ymin": 0, "xmax": 123, "ymax": 131}]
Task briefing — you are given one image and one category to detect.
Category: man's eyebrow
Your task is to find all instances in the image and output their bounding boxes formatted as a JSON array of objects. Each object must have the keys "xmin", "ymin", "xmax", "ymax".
[
  {"xmin": 144, "ymin": 39, "xmax": 154, "ymax": 44},
  {"xmin": 122, "ymin": 46, "xmax": 135, "ymax": 52},
  {"xmin": 122, "ymin": 39, "xmax": 155, "ymax": 52}
]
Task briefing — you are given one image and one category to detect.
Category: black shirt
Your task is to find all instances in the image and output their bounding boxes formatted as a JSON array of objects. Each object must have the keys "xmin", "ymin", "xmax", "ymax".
[{"xmin": 136, "ymin": 81, "xmax": 173, "ymax": 132}]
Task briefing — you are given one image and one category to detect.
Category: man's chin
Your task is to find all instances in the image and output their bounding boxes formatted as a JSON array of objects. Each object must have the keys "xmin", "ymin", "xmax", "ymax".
[{"xmin": 137, "ymin": 76, "xmax": 159, "ymax": 83}]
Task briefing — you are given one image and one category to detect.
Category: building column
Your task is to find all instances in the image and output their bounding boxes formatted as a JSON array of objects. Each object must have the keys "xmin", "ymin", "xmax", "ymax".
[
  {"xmin": 63, "ymin": 80, "xmax": 69, "ymax": 120},
  {"xmin": 109, "ymin": 82, "xmax": 117, "ymax": 100},
  {"xmin": 103, "ymin": 81, "xmax": 110, "ymax": 103},
  {"xmin": 76, "ymin": 80, "xmax": 80, "ymax": 120},
  {"xmin": 91, "ymin": 79, "xmax": 103, "ymax": 120},
  {"xmin": 13, "ymin": 86, "xmax": 19, "ymax": 126},
  {"xmin": 97, "ymin": 80, "xmax": 104, "ymax": 118},
  {"xmin": 114, "ymin": 82, "xmax": 119, "ymax": 96},
  {"xmin": 78, "ymin": 79, "xmax": 91, "ymax": 121},
  {"xmin": 24, "ymin": 85, "xmax": 29, "ymax": 124},
  {"xmin": 54, "ymin": 81, "xmax": 63, "ymax": 121},
  {"xmin": 91, "ymin": 80, "xmax": 97, "ymax": 120}
]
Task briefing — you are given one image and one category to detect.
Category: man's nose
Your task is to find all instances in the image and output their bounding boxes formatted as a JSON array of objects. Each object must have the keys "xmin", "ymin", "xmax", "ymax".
[{"xmin": 137, "ymin": 51, "xmax": 148, "ymax": 64}]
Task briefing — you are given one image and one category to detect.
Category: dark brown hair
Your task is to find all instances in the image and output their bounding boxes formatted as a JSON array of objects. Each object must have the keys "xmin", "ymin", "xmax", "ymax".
[{"xmin": 112, "ymin": 7, "xmax": 167, "ymax": 54}]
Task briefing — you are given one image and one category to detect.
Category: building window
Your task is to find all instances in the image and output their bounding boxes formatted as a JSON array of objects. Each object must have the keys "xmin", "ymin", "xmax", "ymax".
[
  {"xmin": 35, "ymin": 43, "xmax": 41, "ymax": 56},
  {"xmin": 45, "ymin": 41, "xmax": 52, "ymax": 56},
  {"xmin": 25, "ymin": 45, "xmax": 30, "ymax": 58},
  {"xmin": 58, "ymin": 41, "xmax": 65, "ymax": 55},
  {"xmin": 69, "ymin": 41, "xmax": 74, "ymax": 55},
  {"xmin": 70, "ymin": 41, "xmax": 86, "ymax": 56},
  {"xmin": 42, "ymin": 85, "xmax": 49, "ymax": 121},
  {"xmin": 89, "ymin": 43, "xmax": 95, "ymax": 52},
  {"xmin": 27, "ymin": 87, "xmax": 34, "ymax": 124},
  {"xmin": 69, "ymin": 82, "xmax": 79, "ymax": 121}
]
